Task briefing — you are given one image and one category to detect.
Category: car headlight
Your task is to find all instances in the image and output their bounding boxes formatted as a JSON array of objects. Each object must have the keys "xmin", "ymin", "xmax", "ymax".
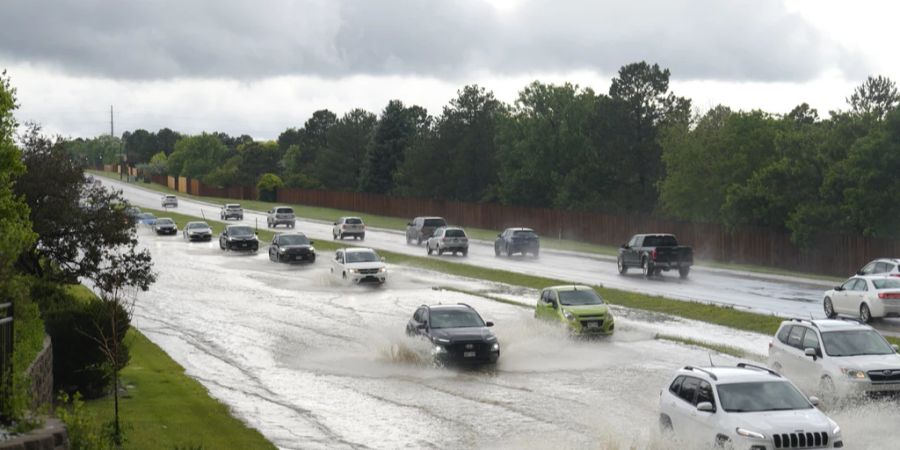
[
  {"xmin": 309, "ymin": 247, "xmax": 315, "ymax": 252},
  {"xmin": 563, "ymin": 310, "xmax": 575, "ymax": 321},
  {"xmin": 832, "ymin": 423, "xmax": 841, "ymax": 436},
  {"xmin": 348, "ymin": 268, "xmax": 359, "ymax": 273},
  {"xmin": 735, "ymin": 428, "xmax": 765, "ymax": 439},
  {"xmin": 490, "ymin": 342, "xmax": 500, "ymax": 352},
  {"xmin": 279, "ymin": 248, "xmax": 286, "ymax": 253},
  {"xmin": 378, "ymin": 267, "xmax": 386, "ymax": 273},
  {"xmin": 840, "ymin": 368, "xmax": 867, "ymax": 380},
  {"xmin": 432, "ymin": 345, "xmax": 447, "ymax": 355}
]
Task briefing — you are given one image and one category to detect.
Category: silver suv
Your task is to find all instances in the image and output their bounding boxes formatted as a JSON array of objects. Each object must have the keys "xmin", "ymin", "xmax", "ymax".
[
  {"xmin": 768, "ymin": 318, "xmax": 900, "ymax": 400},
  {"xmin": 333, "ymin": 216, "xmax": 365, "ymax": 240},
  {"xmin": 161, "ymin": 194, "xmax": 178, "ymax": 208},
  {"xmin": 266, "ymin": 206, "xmax": 295, "ymax": 229},
  {"xmin": 220, "ymin": 203, "xmax": 243, "ymax": 220},
  {"xmin": 856, "ymin": 258, "xmax": 900, "ymax": 277}
]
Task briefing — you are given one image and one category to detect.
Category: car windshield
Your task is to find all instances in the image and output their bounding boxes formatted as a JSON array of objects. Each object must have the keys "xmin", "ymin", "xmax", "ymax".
[
  {"xmin": 445, "ymin": 229, "xmax": 466, "ymax": 237},
  {"xmin": 717, "ymin": 381, "xmax": 812, "ymax": 413},
  {"xmin": 822, "ymin": 330, "xmax": 895, "ymax": 356},
  {"xmin": 156, "ymin": 218, "xmax": 174, "ymax": 225},
  {"xmin": 430, "ymin": 309, "xmax": 485, "ymax": 329},
  {"xmin": 137, "ymin": 213, "xmax": 155, "ymax": 220},
  {"xmin": 229, "ymin": 226, "xmax": 254, "ymax": 237},
  {"xmin": 558, "ymin": 289, "xmax": 604, "ymax": 306},
  {"xmin": 277, "ymin": 208, "xmax": 294, "ymax": 214},
  {"xmin": 873, "ymin": 279, "xmax": 900, "ymax": 289},
  {"xmin": 165, "ymin": 196, "xmax": 176, "ymax": 200},
  {"xmin": 643, "ymin": 235, "xmax": 678, "ymax": 246},
  {"xmin": 187, "ymin": 222, "xmax": 208, "ymax": 229},
  {"xmin": 226, "ymin": 204, "xmax": 241, "ymax": 209},
  {"xmin": 346, "ymin": 218, "xmax": 363, "ymax": 224},
  {"xmin": 346, "ymin": 250, "xmax": 379, "ymax": 263},
  {"xmin": 279, "ymin": 235, "xmax": 309, "ymax": 245},
  {"xmin": 424, "ymin": 218, "xmax": 446, "ymax": 228},
  {"xmin": 513, "ymin": 230, "xmax": 537, "ymax": 239}
]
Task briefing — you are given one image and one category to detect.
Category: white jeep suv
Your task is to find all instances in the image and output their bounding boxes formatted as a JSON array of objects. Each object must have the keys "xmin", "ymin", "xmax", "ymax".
[
  {"xmin": 768, "ymin": 318, "xmax": 900, "ymax": 399},
  {"xmin": 659, "ymin": 363, "xmax": 843, "ymax": 449}
]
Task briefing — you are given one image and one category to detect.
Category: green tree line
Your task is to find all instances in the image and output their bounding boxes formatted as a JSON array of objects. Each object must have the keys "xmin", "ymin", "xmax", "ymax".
[{"xmin": 67, "ymin": 62, "xmax": 900, "ymax": 244}]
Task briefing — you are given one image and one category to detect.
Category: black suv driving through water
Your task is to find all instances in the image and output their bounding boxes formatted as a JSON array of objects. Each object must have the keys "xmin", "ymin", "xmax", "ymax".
[{"xmin": 406, "ymin": 304, "xmax": 500, "ymax": 365}]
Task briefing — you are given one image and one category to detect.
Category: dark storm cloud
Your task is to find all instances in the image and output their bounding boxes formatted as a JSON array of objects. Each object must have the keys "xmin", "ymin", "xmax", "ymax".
[{"xmin": 0, "ymin": 0, "xmax": 866, "ymax": 81}]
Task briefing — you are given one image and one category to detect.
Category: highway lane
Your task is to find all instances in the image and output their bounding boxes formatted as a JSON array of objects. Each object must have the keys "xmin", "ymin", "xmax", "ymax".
[{"xmin": 99, "ymin": 175, "xmax": 899, "ymax": 328}]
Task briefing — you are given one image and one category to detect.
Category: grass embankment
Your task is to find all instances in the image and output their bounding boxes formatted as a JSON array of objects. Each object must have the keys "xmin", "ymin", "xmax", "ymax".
[
  {"xmin": 92, "ymin": 169, "xmax": 845, "ymax": 282},
  {"xmin": 67, "ymin": 285, "xmax": 275, "ymax": 450}
]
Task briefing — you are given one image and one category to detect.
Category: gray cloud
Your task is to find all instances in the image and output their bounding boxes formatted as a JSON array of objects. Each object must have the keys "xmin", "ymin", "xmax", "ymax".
[{"xmin": 0, "ymin": 0, "xmax": 867, "ymax": 82}]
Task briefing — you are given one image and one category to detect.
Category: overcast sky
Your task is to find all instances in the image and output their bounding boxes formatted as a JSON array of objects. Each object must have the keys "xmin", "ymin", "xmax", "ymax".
[{"xmin": 1, "ymin": 0, "xmax": 896, "ymax": 139}]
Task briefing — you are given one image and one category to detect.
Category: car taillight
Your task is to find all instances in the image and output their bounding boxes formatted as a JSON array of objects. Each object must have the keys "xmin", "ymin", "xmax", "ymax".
[
  {"xmin": 891, "ymin": 273, "xmax": 900, "ymax": 278},
  {"xmin": 878, "ymin": 292, "xmax": 900, "ymax": 299},
  {"xmin": 342, "ymin": 225, "xmax": 347, "ymax": 229},
  {"xmin": 651, "ymin": 249, "xmax": 657, "ymax": 261}
]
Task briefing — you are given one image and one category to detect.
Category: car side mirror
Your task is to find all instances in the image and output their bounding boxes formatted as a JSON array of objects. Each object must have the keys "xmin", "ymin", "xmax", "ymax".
[
  {"xmin": 856, "ymin": 270, "xmax": 864, "ymax": 276},
  {"xmin": 696, "ymin": 402, "xmax": 715, "ymax": 413},
  {"xmin": 417, "ymin": 321, "xmax": 427, "ymax": 330},
  {"xmin": 497, "ymin": 233, "xmax": 502, "ymax": 237},
  {"xmin": 621, "ymin": 244, "xmax": 627, "ymax": 249},
  {"xmin": 407, "ymin": 222, "xmax": 413, "ymax": 226},
  {"xmin": 485, "ymin": 321, "xmax": 494, "ymax": 327},
  {"xmin": 834, "ymin": 286, "xmax": 843, "ymax": 291},
  {"xmin": 333, "ymin": 222, "xmax": 337, "ymax": 225},
  {"xmin": 809, "ymin": 396, "xmax": 820, "ymax": 407},
  {"xmin": 550, "ymin": 300, "xmax": 558, "ymax": 309},
  {"xmin": 804, "ymin": 347, "xmax": 818, "ymax": 360},
  {"xmin": 381, "ymin": 257, "xmax": 386, "ymax": 262},
  {"xmin": 310, "ymin": 241, "xmax": 315, "ymax": 245},
  {"xmin": 892, "ymin": 344, "xmax": 899, "ymax": 352}
]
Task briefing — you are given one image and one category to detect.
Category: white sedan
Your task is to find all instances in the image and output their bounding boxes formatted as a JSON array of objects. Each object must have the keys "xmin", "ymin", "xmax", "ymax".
[
  {"xmin": 824, "ymin": 275, "xmax": 900, "ymax": 322},
  {"xmin": 330, "ymin": 248, "xmax": 387, "ymax": 284}
]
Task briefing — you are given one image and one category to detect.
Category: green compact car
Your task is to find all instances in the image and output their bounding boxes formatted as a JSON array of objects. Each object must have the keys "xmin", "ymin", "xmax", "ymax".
[{"xmin": 534, "ymin": 285, "xmax": 615, "ymax": 335}]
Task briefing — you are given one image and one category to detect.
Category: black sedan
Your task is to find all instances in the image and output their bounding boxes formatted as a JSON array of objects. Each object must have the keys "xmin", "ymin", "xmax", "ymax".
[
  {"xmin": 269, "ymin": 232, "xmax": 316, "ymax": 263},
  {"xmin": 218, "ymin": 225, "xmax": 259, "ymax": 252},
  {"xmin": 153, "ymin": 217, "xmax": 178, "ymax": 235},
  {"xmin": 406, "ymin": 304, "xmax": 499, "ymax": 366}
]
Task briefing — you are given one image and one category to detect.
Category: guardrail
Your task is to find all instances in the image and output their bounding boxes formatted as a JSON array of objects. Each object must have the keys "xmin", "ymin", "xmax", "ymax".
[{"xmin": 0, "ymin": 302, "xmax": 12, "ymax": 421}]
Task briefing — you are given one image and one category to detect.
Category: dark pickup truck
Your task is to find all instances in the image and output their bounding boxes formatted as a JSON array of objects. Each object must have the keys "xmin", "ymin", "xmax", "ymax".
[{"xmin": 617, "ymin": 234, "xmax": 693, "ymax": 279}]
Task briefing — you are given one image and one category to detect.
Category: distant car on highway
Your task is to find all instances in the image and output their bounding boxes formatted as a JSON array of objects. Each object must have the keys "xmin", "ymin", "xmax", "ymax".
[
  {"xmin": 768, "ymin": 318, "xmax": 900, "ymax": 400},
  {"xmin": 659, "ymin": 363, "xmax": 842, "ymax": 449},
  {"xmin": 823, "ymin": 275, "xmax": 900, "ymax": 322},
  {"xmin": 161, "ymin": 194, "xmax": 178, "ymax": 208},
  {"xmin": 494, "ymin": 227, "xmax": 539, "ymax": 257},
  {"xmin": 534, "ymin": 285, "xmax": 614, "ymax": 335},
  {"xmin": 266, "ymin": 206, "xmax": 295, "ymax": 229},
  {"xmin": 218, "ymin": 225, "xmax": 259, "ymax": 252},
  {"xmin": 135, "ymin": 212, "xmax": 156, "ymax": 226},
  {"xmin": 153, "ymin": 217, "xmax": 178, "ymax": 235},
  {"xmin": 426, "ymin": 226, "xmax": 469, "ymax": 257},
  {"xmin": 617, "ymin": 233, "xmax": 693, "ymax": 279},
  {"xmin": 220, "ymin": 203, "xmax": 243, "ymax": 221},
  {"xmin": 269, "ymin": 232, "xmax": 316, "ymax": 264},
  {"xmin": 405, "ymin": 303, "xmax": 499, "ymax": 366},
  {"xmin": 330, "ymin": 247, "xmax": 386, "ymax": 284},
  {"xmin": 333, "ymin": 216, "xmax": 365, "ymax": 240},
  {"xmin": 406, "ymin": 216, "xmax": 447, "ymax": 245},
  {"xmin": 856, "ymin": 258, "xmax": 900, "ymax": 277},
  {"xmin": 182, "ymin": 221, "xmax": 212, "ymax": 241}
]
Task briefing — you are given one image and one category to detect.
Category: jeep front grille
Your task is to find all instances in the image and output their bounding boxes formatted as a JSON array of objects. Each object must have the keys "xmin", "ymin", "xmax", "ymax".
[{"xmin": 773, "ymin": 431, "xmax": 828, "ymax": 449}]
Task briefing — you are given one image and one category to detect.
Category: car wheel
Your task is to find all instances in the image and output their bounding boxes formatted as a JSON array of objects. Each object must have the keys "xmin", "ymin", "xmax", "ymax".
[
  {"xmin": 659, "ymin": 414, "xmax": 673, "ymax": 433},
  {"xmin": 308, "ymin": 255, "xmax": 316, "ymax": 263},
  {"xmin": 438, "ymin": 248, "xmax": 444, "ymax": 256},
  {"xmin": 461, "ymin": 249, "xmax": 468, "ymax": 257},
  {"xmin": 427, "ymin": 245, "xmax": 433, "ymax": 255},
  {"xmin": 417, "ymin": 236, "xmax": 422, "ymax": 245},
  {"xmin": 860, "ymin": 303, "xmax": 873, "ymax": 323},
  {"xmin": 819, "ymin": 376, "xmax": 837, "ymax": 405},
  {"xmin": 533, "ymin": 249, "xmax": 539, "ymax": 258},
  {"xmin": 494, "ymin": 244, "xmax": 500, "ymax": 257},
  {"xmin": 507, "ymin": 247, "xmax": 513, "ymax": 257},
  {"xmin": 332, "ymin": 232, "xmax": 337, "ymax": 240},
  {"xmin": 642, "ymin": 257, "xmax": 651, "ymax": 278},
  {"xmin": 824, "ymin": 297, "xmax": 837, "ymax": 319},
  {"xmin": 406, "ymin": 234, "xmax": 413, "ymax": 245},
  {"xmin": 617, "ymin": 257, "xmax": 627, "ymax": 275},
  {"xmin": 360, "ymin": 233, "xmax": 365, "ymax": 241},
  {"xmin": 678, "ymin": 266, "xmax": 690, "ymax": 279}
]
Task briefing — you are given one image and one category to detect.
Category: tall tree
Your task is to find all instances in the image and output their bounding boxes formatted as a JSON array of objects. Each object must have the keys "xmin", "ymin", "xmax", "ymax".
[
  {"xmin": 123, "ymin": 129, "xmax": 158, "ymax": 165},
  {"xmin": 847, "ymin": 75, "xmax": 900, "ymax": 120},
  {"xmin": 313, "ymin": 109, "xmax": 376, "ymax": 191},
  {"xmin": 359, "ymin": 100, "xmax": 429, "ymax": 194},
  {"xmin": 156, "ymin": 127, "xmax": 181, "ymax": 155},
  {"xmin": 167, "ymin": 133, "xmax": 229, "ymax": 179}
]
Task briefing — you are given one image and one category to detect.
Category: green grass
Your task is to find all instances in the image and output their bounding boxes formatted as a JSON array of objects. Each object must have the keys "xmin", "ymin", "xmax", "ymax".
[
  {"xmin": 91, "ymin": 169, "xmax": 844, "ymax": 282},
  {"xmin": 654, "ymin": 334, "xmax": 757, "ymax": 360},
  {"xmin": 64, "ymin": 284, "xmax": 274, "ymax": 449}
]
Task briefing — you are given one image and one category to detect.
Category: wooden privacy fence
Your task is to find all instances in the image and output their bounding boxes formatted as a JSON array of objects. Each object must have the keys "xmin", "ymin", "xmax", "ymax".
[{"xmin": 276, "ymin": 188, "xmax": 900, "ymax": 277}]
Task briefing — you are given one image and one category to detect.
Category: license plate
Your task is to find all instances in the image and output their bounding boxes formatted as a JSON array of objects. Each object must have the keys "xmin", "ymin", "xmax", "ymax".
[
  {"xmin": 294, "ymin": 255, "xmax": 302, "ymax": 260},
  {"xmin": 464, "ymin": 351, "xmax": 476, "ymax": 358},
  {"xmin": 586, "ymin": 322, "xmax": 600, "ymax": 329}
]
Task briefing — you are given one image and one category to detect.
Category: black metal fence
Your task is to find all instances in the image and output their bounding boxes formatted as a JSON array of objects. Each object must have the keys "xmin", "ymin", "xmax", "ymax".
[{"xmin": 0, "ymin": 302, "xmax": 12, "ymax": 420}]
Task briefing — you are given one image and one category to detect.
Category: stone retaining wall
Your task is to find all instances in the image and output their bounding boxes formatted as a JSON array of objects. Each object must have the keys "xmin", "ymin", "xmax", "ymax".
[
  {"xmin": 0, "ymin": 419, "xmax": 68, "ymax": 450},
  {"xmin": 26, "ymin": 337, "xmax": 53, "ymax": 409}
]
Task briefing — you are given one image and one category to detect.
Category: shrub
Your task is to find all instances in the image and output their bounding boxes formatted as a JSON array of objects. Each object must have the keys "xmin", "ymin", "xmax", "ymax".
[
  {"xmin": 256, "ymin": 173, "xmax": 284, "ymax": 202},
  {"xmin": 33, "ymin": 282, "xmax": 130, "ymax": 399},
  {"xmin": 0, "ymin": 276, "xmax": 44, "ymax": 426}
]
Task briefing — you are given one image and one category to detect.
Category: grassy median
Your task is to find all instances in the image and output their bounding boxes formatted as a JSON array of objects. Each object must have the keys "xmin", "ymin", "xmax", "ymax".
[{"xmin": 68, "ymin": 285, "xmax": 276, "ymax": 450}]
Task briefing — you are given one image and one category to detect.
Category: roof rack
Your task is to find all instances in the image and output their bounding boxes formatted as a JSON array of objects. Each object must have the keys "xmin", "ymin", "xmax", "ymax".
[
  {"xmin": 788, "ymin": 318, "xmax": 819, "ymax": 329},
  {"xmin": 457, "ymin": 303, "xmax": 474, "ymax": 310},
  {"xmin": 736, "ymin": 363, "xmax": 781, "ymax": 378},
  {"xmin": 837, "ymin": 317, "xmax": 865, "ymax": 325},
  {"xmin": 683, "ymin": 366, "xmax": 718, "ymax": 381}
]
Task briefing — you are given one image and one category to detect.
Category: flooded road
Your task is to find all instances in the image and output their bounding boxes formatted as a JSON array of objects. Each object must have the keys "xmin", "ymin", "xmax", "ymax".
[{"xmin": 132, "ymin": 232, "xmax": 900, "ymax": 449}]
